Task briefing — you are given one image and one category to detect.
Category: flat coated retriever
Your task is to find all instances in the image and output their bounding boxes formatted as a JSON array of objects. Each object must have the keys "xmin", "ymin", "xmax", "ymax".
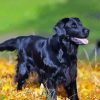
[{"xmin": 0, "ymin": 18, "xmax": 89, "ymax": 100}]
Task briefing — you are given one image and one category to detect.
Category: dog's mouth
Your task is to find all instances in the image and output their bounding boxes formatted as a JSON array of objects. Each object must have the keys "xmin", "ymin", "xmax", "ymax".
[{"xmin": 71, "ymin": 37, "xmax": 88, "ymax": 45}]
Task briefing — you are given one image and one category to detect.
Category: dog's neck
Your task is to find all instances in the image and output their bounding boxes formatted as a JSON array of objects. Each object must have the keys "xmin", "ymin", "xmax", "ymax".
[
  {"xmin": 49, "ymin": 34, "xmax": 78, "ymax": 57},
  {"xmin": 61, "ymin": 38, "xmax": 78, "ymax": 56}
]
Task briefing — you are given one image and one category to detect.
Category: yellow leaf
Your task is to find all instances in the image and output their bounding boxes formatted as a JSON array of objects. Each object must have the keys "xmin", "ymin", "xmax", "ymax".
[{"xmin": 2, "ymin": 85, "xmax": 10, "ymax": 91}]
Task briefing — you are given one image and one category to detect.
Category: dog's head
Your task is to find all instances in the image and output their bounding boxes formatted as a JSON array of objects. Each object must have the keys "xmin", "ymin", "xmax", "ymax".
[{"xmin": 54, "ymin": 18, "xmax": 89, "ymax": 45}]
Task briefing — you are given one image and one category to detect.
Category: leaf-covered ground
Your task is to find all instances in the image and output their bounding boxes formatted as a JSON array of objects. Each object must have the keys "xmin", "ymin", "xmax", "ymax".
[{"xmin": 0, "ymin": 58, "xmax": 100, "ymax": 100}]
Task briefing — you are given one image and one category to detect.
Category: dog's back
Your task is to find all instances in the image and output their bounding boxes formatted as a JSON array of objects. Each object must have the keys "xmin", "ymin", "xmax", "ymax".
[{"xmin": 0, "ymin": 35, "xmax": 46, "ymax": 52}]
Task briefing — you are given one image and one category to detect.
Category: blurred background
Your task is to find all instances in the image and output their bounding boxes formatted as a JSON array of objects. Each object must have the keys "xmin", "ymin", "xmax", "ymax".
[{"xmin": 0, "ymin": 0, "xmax": 100, "ymax": 61}]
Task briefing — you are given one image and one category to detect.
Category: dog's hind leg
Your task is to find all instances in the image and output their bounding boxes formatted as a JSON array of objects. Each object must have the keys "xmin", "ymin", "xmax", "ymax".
[
  {"xmin": 15, "ymin": 62, "xmax": 29, "ymax": 90},
  {"xmin": 15, "ymin": 49, "xmax": 32, "ymax": 90}
]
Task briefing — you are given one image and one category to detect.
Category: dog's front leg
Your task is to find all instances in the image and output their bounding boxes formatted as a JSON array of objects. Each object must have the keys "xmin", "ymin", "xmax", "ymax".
[
  {"xmin": 65, "ymin": 80, "xmax": 79, "ymax": 100},
  {"xmin": 44, "ymin": 79, "xmax": 57, "ymax": 100}
]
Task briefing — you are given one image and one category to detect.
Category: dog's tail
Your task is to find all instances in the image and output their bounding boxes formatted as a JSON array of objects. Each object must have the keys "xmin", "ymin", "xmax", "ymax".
[{"xmin": 0, "ymin": 38, "xmax": 17, "ymax": 51}]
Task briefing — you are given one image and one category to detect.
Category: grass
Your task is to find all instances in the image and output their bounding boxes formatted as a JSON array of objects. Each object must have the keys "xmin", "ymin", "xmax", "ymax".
[{"xmin": 0, "ymin": 0, "xmax": 100, "ymax": 43}]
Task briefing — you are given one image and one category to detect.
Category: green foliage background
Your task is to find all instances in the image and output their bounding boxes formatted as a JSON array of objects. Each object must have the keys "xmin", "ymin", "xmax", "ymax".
[
  {"xmin": 0, "ymin": 0, "xmax": 100, "ymax": 59},
  {"xmin": 0, "ymin": 0, "xmax": 100, "ymax": 42}
]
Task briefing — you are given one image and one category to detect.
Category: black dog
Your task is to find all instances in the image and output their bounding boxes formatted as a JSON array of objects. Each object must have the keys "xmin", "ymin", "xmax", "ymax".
[{"xmin": 0, "ymin": 18, "xmax": 89, "ymax": 100}]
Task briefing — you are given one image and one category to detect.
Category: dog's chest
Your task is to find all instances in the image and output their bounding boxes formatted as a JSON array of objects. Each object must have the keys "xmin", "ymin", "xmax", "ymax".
[{"xmin": 57, "ymin": 49, "xmax": 66, "ymax": 64}]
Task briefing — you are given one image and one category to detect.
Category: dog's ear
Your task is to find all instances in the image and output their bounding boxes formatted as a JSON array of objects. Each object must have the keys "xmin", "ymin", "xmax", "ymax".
[
  {"xmin": 73, "ymin": 17, "xmax": 80, "ymax": 22},
  {"xmin": 53, "ymin": 18, "xmax": 69, "ymax": 36}
]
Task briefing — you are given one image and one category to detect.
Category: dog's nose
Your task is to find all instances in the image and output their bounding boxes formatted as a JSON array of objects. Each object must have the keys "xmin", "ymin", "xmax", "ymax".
[
  {"xmin": 83, "ymin": 28, "xmax": 89, "ymax": 37},
  {"xmin": 83, "ymin": 28, "xmax": 89, "ymax": 34},
  {"xmin": 85, "ymin": 29, "xmax": 89, "ymax": 34}
]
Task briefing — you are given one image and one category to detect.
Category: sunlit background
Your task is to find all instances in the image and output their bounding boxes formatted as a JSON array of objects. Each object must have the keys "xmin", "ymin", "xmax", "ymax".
[{"xmin": 0, "ymin": 0, "xmax": 100, "ymax": 100}]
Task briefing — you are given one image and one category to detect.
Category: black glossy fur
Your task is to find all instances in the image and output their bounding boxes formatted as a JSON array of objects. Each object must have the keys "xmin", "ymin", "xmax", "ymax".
[{"xmin": 0, "ymin": 18, "xmax": 89, "ymax": 100}]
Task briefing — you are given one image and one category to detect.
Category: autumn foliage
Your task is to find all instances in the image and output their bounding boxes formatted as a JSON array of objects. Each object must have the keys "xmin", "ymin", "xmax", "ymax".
[{"xmin": 0, "ymin": 58, "xmax": 100, "ymax": 100}]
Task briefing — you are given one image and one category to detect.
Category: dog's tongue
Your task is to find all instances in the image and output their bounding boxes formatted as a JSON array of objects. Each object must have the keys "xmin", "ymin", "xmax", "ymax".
[{"xmin": 71, "ymin": 37, "xmax": 88, "ymax": 45}]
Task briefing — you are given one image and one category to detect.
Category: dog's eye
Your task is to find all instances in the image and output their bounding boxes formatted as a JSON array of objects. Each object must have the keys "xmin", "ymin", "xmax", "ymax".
[{"xmin": 71, "ymin": 23, "xmax": 77, "ymax": 28}]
